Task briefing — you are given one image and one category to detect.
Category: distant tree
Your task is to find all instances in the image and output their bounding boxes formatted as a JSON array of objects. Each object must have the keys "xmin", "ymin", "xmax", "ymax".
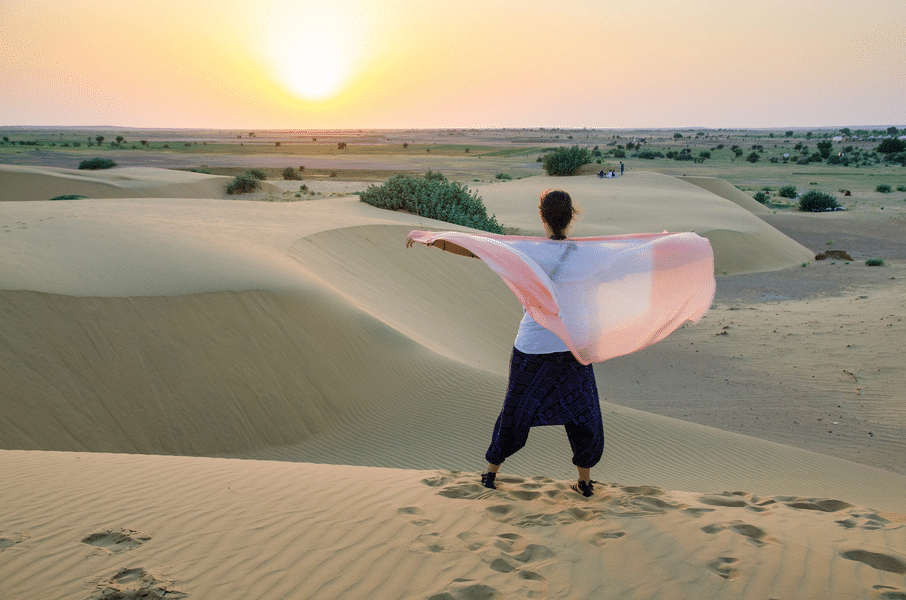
[
  {"xmin": 115, "ymin": 135, "xmax": 124, "ymax": 145},
  {"xmin": 887, "ymin": 126, "xmax": 899, "ymax": 137},
  {"xmin": 778, "ymin": 185, "xmax": 798, "ymax": 198},
  {"xmin": 839, "ymin": 128, "xmax": 851, "ymax": 136},
  {"xmin": 1, "ymin": 136, "xmax": 7, "ymax": 142},
  {"xmin": 746, "ymin": 151, "xmax": 760, "ymax": 163},
  {"xmin": 282, "ymin": 167, "xmax": 301, "ymax": 180},
  {"xmin": 805, "ymin": 131, "xmax": 813, "ymax": 139},
  {"xmin": 877, "ymin": 138, "xmax": 906, "ymax": 154},
  {"xmin": 95, "ymin": 136, "xmax": 104, "ymax": 145},
  {"xmin": 140, "ymin": 140, "xmax": 148, "ymax": 145},
  {"xmin": 785, "ymin": 130, "xmax": 794, "ymax": 137},
  {"xmin": 337, "ymin": 142, "xmax": 347, "ymax": 150},
  {"xmin": 816, "ymin": 140, "xmax": 833, "ymax": 159},
  {"xmin": 673, "ymin": 132, "xmax": 683, "ymax": 139}
]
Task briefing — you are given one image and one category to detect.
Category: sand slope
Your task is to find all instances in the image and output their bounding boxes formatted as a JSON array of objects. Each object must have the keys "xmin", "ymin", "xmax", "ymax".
[
  {"xmin": 0, "ymin": 165, "xmax": 282, "ymax": 201},
  {"xmin": 2, "ymin": 452, "xmax": 905, "ymax": 600},
  {"xmin": 474, "ymin": 172, "xmax": 812, "ymax": 274}
]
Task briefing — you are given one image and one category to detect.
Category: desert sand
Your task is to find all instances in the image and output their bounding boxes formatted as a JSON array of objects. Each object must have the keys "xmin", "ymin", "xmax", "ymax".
[{"xmin": 1, "ymin": 165, "xmax": 905, "ymax": 599}]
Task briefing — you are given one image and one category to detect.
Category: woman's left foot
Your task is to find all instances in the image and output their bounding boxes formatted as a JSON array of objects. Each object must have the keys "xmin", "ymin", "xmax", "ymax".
[{"xmin": 481, "ymin": 472, "xmax": 497, "ymax": 489}]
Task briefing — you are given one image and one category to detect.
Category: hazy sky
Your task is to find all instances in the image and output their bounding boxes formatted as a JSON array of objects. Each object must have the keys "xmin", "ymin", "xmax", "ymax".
[{"xmin": 1, "ymin": 0, "xmax": 903, "ymax": 129}]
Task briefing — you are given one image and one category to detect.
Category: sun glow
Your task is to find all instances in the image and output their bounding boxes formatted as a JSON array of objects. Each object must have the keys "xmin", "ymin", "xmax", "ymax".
[{"xmin": 258, "ymin": 1, "xmax": 375, "ymax": 102}]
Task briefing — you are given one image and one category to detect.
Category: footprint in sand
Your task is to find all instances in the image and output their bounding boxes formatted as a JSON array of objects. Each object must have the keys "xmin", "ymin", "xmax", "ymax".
[
  {"xmin": 0, "ymin": 533, "xmax": 28, "ymax": 551},
  {"xmin": 707, "ymin": 556, "xmax": 740, "ymax": 580},
  {"xmin": 700, "ymin": 520, "xmax": 772, "ymax": 546},
  {"xmin": 81, "ymin": 529, "xmax": 150, "ymax": 553},
  {"xmin": 398, "ymin": 506, "xmax": 433, "ymax": 527},
  {"xmin": 88, "ymin": 566, "xmax": 186, "ymax": 600},
  {"xmin": 426, "ymin": 580, "xmax": 499, "ymax": 600},
  {"xmin": 840, "ymin": 549, "xmax": 906, "ymax": 574}
]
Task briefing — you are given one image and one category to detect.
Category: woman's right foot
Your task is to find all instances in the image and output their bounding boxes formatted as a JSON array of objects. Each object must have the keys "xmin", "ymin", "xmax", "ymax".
[
  {"xmin": 571, "ymin": 479, "xmax": 594, "ymax": 497},
  {"xmin": 481, "ymin": 472, "xmax": 497, "ymax": 489}
]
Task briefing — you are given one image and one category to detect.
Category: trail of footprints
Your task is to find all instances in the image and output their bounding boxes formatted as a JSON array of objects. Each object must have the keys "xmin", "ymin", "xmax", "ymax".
[
  {"xmin": 77, "ymin": 529, "xmax": 187, "ymax": 600},
  {"xmin": 410, "ymin": 470, "xmax": 906, "ymax": 599}
]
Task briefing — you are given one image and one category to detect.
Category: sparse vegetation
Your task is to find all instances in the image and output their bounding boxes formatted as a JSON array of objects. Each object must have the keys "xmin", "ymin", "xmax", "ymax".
[
  {"xmin": 875, "ymin": 184, "xmax": 892, "ymax": 193},
  {"xmin": 798, "ymin": 190, "xmax": 841, "ymax": 212},
  {"xmin": 226, "ymin": 172, "xmax": 262, "ymax": 194},
  {"xmin": 541, "ymin": 146, "xmax": 592, "ymax": 175},
  {"xmin": 282, "ymin": 167, "xmax": 301, "ymax": 180},
  {"xmin": 753, "ymin": 191, "xmax": 769, "ymax": 204},
  {"xmin": 865, "ymin": 258, "xmax": 885, "ymax": 266},
  {"xmin": 48, "ymin": 194, "xmax": 90, "ymax": 200},
  {"xmin": 247, "ymin": 168, "xmax": 267, "ymax": 180},
  {"xmin": 495, "ymin": 173, "xmax": 513, "ymax": 180},
  {"xmin": 359, "ymin": 172, "xmax": 503, "ymax": 234},
  {"xmin": 78, "ymin": 157, "xmax": 117, "ymax": 170}
]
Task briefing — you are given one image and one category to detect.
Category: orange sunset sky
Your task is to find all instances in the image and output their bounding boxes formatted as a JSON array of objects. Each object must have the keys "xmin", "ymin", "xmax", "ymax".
[{"xmin": 1, "ymin": 0, "xmax": 903, "ymax": 129}]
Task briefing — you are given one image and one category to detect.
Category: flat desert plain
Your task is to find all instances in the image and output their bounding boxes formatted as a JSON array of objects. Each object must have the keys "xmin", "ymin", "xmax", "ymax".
[{"xmin": 1, "ymin": 138, "xmax": 905, "ymax": 600}]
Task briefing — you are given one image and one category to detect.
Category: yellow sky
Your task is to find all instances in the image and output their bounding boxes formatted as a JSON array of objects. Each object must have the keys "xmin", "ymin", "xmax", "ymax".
[{"xmin": 1, "ymin": 0, "xmax": 903, "ymax": 128}]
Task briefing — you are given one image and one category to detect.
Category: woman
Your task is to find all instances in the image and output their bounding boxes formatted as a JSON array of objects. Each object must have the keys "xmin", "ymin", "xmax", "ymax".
[{"xmin": 481, "ymin": 189, "xmax": 603, "ymax": 497}]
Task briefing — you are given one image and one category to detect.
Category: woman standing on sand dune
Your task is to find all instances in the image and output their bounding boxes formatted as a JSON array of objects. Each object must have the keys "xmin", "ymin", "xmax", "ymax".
[
  {"xmin": 406, "ymin": 189, "xmax": 714, "ymax": 498},
  {"xmin": 478, "ymin": 190, "xmax": 603, "ymax": 496}
]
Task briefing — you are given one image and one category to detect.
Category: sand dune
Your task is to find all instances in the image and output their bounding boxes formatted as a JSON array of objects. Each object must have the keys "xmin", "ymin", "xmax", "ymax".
[
  {"xmin": 2, "ymin": 452, "xmax": 905, "ymax": 600},
  {"xmin": 2, "ymin": 165, "xmax": 905, "ymax": 599},
  {"xmin": 474, "ymin": 172, "xmax": 813, "ymax": 274},
  {"xmin": 0, "ymin": 164, "xmax": 282, "ymax": 201}
]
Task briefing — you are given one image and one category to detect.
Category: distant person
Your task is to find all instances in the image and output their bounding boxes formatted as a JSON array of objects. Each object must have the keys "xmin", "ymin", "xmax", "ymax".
[
  {"xmin": 620, "ymin": 162, "xmax": 624, "ymax": 175},
  {"xmin": 598, "ymin": 170, "xmax": 604, "ymax": 178}
]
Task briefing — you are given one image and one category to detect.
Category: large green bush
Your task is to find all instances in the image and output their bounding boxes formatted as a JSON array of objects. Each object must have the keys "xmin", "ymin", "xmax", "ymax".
[
  {"xmin": 78, "ymin": 157, "xmax": 117, "ymax": 170},
  {"xmin": 541, "ymin": 146, "xmax": 592, "ymax": 175},
  {"xmin": 778, "ymin": 185, "xmax": 798, "ymax": 198},
  {"xmin": 798, "ymin": 190, "xmax": 841, "ymax": 212},
  {"xmin": 876, "ymin": 138, "xmax": 906, "ymax": 154},
  {"xmin": 226, "ymin": 172, "xmax": 262, "ymax": 194},
  {"xmin": 359, "ymin": 172, "xmax": 503, "ymax": 234}
]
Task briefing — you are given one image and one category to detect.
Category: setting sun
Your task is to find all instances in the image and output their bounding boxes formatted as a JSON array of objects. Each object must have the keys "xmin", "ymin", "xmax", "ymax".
[{"xmin": 257, "ymin": 1, "xmax": 376, "ymax": 102}]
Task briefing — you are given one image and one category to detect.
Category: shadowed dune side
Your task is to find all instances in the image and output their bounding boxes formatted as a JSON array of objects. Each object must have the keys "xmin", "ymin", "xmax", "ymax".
[
  {"xmin": 0, "ymin": 165, "xmax": 281, "ymax": 201},
  {"xmin": 475, "ymin": 172, "xmax": 812, "ymax": 274},
  {"xmin": 678, "ymin": 176, "xmax": 770, "ymax": 214}
]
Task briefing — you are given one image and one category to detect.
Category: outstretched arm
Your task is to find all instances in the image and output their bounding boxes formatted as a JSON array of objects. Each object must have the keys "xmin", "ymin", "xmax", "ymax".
[{"xmin": 406, "ymin": 237, "xmax": 479, "ymax": 259}]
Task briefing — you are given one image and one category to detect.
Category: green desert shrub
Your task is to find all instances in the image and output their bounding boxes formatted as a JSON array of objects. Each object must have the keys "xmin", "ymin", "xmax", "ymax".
[
  {"xmin": 282, "ymin": 167, "xmax": 301, "ymax": 180},
  {"xmin": 798, "ymin": 190, "xmax": 841, "ymax": 212},
  {"xmin": 247, "ymin": 168, "xmax": 267, "ymax": 180},
  {"xmin": 753, "ymin": 191, "xmax": 769, "ymax": 204},
  {"xmin": 226, "ymin": 172, "xmax": 262, "ymax": 194},
  {"xmin": 865, "ymin": 258, "xmax": 885, "ymax": 266},
  {"xmin": 78, "ymin": 157, "xmax": 117, "ymax": 170},
  {"xmin": 637, "ymin": 149, "xmax": 664, "ymax": 159},
  {"xmin": 778, "ymin": 185, "xmax": 798, "ymax": 198},
  {"xmin": 495, "ymin": 172, "xmax": 513, "ymax": 180},
  {"xmin": 896, "ymin": 185, "xmax": 906, "ymax": 192},
  {"xmin": 876, "ymin": 138, "xmax": 906, "ymax": 154},
  {"xmin": 48, "ymin": 194, "xmax": 90, "ymax": 200},
  {"xmin": 359, "ymin": 172, "xmax": 503, "ymax": 234},
  {"xmin": 746, "ymin": 151, "xmax": 760, "ymax": 163},
  {"xmin": 541, "ymin": 146, "xmax": 592, "ymax": 176},
  {"xmin": 875, "ymin": 184, "xmax": 892, "ymax": 193}
]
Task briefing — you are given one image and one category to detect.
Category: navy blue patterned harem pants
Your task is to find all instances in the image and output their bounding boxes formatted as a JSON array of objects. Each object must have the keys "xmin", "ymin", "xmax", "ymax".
[{"xmin": 485, "ymin": 347, "xmax": 604, "ymax": 469}]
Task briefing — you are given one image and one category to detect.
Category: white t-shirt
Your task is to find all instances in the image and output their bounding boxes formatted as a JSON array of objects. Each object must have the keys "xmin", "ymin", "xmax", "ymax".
[{"xmin": 513, "ymin": 240, "xmax": 571, "ymax": 354}]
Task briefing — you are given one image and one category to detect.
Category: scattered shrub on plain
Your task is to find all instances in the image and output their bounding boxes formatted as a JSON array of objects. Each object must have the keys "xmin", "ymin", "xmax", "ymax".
[
  {"xmin": 865, "ymin": 258, "xmax": 885, "ymax": 266},
  {"xmin": 896, "ymin": 185, "xmax": 906, "ymax": 192},
  {"xmin": 778, "ymin": 185, "xmax": 798, "ymax": 198},
  {"xmin": 282, "ymin": 167, "xmax": 301, "ymax": 180},
  {"xmin": 358, "ymin": 172, "xmax": 503, "ymax": 234},
  {"xmin": 226, "ymin": 172, "xmax": 262, "ymax": 194},
  {"xmin": 753, "ymin": 191, "xmax": 769, "ymax": 204},
  {"xmin": 875, "ymin": 184, "xmax": 892, "ymax": 193},
  {"xmin": 541, "ymin": 146, "xmax": 592, "ymax": 175},
  {"xmin": 48, "ymin": 194, "xmax": 90, "ymax": 200},
  {"xmin": 798, "ymin": 190, "xmax": 841, "ymax": 212},
  {"xmin": 247, "ymin": 168, "xmax": 267, "ymax": 180},
  {"xmin": 495, "ymin": 173, "xmax": 513, "ymax": 180},
  {"xmin": 78, "ymin": 157, "xmax": 117, "ymax": 170}
]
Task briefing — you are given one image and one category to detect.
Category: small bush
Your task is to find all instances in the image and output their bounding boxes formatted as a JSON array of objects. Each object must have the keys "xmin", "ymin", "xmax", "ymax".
[
  {"xmin": 78, "ymin": 157, "xmax": 117, "ymax": 170},
  {"xmin": 226, "ymin": 172, "xmax": 262, "ymax": 194},
  {"xmin": 753, "ymin": 191, "xmax": 769, "ymax": 204},
  {"xmin": 282, "ymin": 167, "xmax": 301, "ymax": 180},
  {"xmin": 778, "ymin": 185, "xmax": 798, "ymax": 198},
  {"xmin": 495, "ymin": 173, "xmax": 513, "ymax": 180},
  {"xmin": 896, "ymin": 185, "xmax": 906, "ymax": 192},
  {"xmin": 865, "ymin": 258, "xmax": 885, "ymax": 266},
  {"xmin": 359, "ymin": 172, "xmax": 502, "ymax": 234},
  {"xmin": 48, "ymin": 194, "xmax": 90, "ymax": 200},
  {"xmin": 746, "ymin": 151, "xmax": 760, "ymax": 163},
  {"xmin": 637, "ymin": 150, "xmax": 664, "ymax": 160},
  {"xmin": 541, "ymin": 146, "xmax": 592, "ymax": 175},
  {"xmin": 247, "ymin": 168, "xmax": 267, "ymax": 180},
  {"xmin": 876, "ymin": 184, "xmax": 892, "ymax": 193},
  {"xmin": 798, "ymin": 190, "xmax": 841, "ymax": 212}
]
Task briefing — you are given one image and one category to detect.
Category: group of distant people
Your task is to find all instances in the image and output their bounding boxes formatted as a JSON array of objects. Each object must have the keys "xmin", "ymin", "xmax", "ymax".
[{"xmin": 597, "ymin": 162, "xmax": 624, "ymax": 179}]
